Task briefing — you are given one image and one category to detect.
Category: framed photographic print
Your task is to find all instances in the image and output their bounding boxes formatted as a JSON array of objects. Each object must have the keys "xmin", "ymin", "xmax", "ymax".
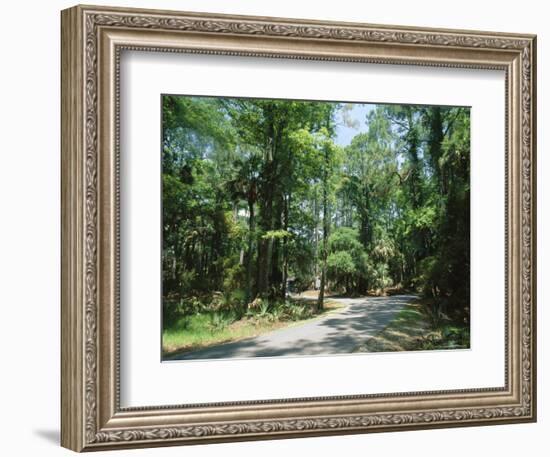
[{"xmin": 61, "ymin": 4, "xmax": 537, "ymax": 452}]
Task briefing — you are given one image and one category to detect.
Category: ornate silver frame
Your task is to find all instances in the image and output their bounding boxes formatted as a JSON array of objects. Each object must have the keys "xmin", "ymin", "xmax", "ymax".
[{"xmin": 61, "ymin": 4, "xmax": 537, "ymax": 451}]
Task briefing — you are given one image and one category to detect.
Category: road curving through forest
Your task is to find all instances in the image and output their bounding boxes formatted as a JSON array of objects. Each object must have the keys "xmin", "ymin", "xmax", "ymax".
[{"xmin": 168, "ymin": 294, "xmax": 415, "ymax": 360}]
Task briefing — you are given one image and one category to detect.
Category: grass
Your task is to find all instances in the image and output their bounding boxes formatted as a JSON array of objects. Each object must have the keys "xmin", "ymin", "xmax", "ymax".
[
  {"xmin": 163, "ymin": 298, "xmax": 343, "ymax": 358},
  {"xmin": 356, "ymin": 298, "xmax": 470, "ymax": 353},
  {"xmin": 163, "ymin": 313, "xmax": 286, "ymax": 357}
]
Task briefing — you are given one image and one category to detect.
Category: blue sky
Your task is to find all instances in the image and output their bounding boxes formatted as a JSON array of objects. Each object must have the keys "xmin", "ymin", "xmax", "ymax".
[{"xmin": 334, "ymin": 103, "xmax": 374, "ymax": 147}]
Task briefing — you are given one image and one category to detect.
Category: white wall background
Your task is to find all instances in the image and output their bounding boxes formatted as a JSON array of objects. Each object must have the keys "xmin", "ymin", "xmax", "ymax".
[{"xmin": 0, "ymin": 0, "xmax": 546, "ymax": 455}]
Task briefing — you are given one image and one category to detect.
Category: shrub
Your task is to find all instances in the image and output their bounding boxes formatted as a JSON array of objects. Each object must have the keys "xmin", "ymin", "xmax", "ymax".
[
  {"xmin": 222, "ymin": 261, "xmax": 245, "ymax": 293},
  {"xmin": 207, "ymin": 310, "xmax": 236, "ymax": 333}
]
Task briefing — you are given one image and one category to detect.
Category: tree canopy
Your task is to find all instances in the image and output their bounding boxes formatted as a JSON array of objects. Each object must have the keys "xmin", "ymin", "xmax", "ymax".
[{"xmin": 162, "ymin": 95, "xmax": 470, "ymax": 322}]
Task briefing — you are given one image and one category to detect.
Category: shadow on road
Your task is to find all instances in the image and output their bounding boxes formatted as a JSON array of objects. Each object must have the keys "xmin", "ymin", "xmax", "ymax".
[{"xmin": 169, "ymin": 295, "xmax": 415, "ymax": 361}]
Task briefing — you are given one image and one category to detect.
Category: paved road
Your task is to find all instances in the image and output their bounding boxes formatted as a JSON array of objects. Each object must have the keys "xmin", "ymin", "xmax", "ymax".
[{"xmin": 168, "ymin": 295, "xmax": 415, "ymax": 361}]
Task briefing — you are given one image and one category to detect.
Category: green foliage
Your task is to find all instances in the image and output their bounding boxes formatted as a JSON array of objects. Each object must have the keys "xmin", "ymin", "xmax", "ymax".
[
  {"xmin": 328, "ymin": 227, "xmax": 363, "ymax": 253},
  {"xmin": 417, "ymin": 325, "xmax": 470, "ymax": 350},
  {"xmin": 257, "ymin": 300, "xmax": 270, "ymax": 317},
  {"xmin": 286, "ymin": 304, "xmax": 312, "ymax": 321},
  {"xmin": 261, "ymin": 230, "xmax": 292, "ymax": 240},
  {"xmin": 327, "ymin": 251, "xmax": 356, "ymax": 275},
  {"xmin": 162, "ymin": 94, "xmax": 470, "ymax": 331},
  {"xmin": 207, "ymin": 310, "xmax": 237, "ymax": 334},
  {"xmin": 222, "ymin": 262, "xmax": 245, "ymax": 296}
]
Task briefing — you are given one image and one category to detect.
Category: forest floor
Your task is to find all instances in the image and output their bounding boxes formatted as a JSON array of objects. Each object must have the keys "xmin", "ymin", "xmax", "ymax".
[
  {"xmin": 354, "ymin": 301, "xmax": 430, "ymax": 352},
  {"xmin": 357, "ymin": 297, "xmax": 470, "ymax": 352},
  {"xmin": 162, "ymin": 297, "xmax": 344, "ymax": 359},
  {"xmin": 165, "ymin": 295, "xmax": 415, "ymax": 360}
]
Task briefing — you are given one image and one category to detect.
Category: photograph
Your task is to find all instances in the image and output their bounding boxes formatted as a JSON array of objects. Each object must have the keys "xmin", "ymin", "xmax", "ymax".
[
  {"xmin": 58, "ymin": 4, "xmax": 536, "ymax": 451},
  {"xmin": 161, "ymin": 95, "xmax": 471, "ymax": 361}
]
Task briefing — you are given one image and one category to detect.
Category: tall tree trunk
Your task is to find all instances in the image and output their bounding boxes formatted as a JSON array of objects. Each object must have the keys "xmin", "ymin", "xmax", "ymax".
[
  {"xmin": 266, "ymin": 238, "xmax": 274, "ymax": 296},
  {"xmin": 256, "ymin": 241, "xmax": 266, "ymax": 295},
  {"xmin": 428, "ymin": 107, "xmax": 444, "ymax": 194},
  {"xmin": 257, "ymin": 117, "xmax": 277, "ymax": 297},
  {"xmin": 281, "ymin": 192, "xmax": 290, "ymax": 299},
  {"xmin": 313, "ymin": 188, "xmax": 319, "ymax": 288},
  {"xmin": 317, "ymin": 184, "xmax": 328, "ymax": 311},
  {"xmin": 318, "ymin": 148, "xmax": 330, "ymax": 311},
  {"xmin": 257, "ymin": 176, "xmax": 273, "ymax": 296},
  {"xmin": 245, "ymin": 200, "xmax": 255, "ymax": 309},
  {"xmin": 269, "ymin": 193, "xmax": 284, "ymax": 295}
]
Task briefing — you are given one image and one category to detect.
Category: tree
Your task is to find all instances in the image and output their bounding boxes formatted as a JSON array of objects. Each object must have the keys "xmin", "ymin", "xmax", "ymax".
[
  {"xmin": 327, "ymin": 228, "xmax": 363, "ymax": 294},
  {"xmin": 161, "ymin": 94, "xmax": 470, "ymax": 327},
  {"xmin": 225, "ymin": 153, "xmax": 261, "ymax": 309}
]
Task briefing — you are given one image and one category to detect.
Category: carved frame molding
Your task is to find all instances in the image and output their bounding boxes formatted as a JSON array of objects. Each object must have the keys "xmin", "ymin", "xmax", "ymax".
[{"xmin": 61, "ymin": 4, "xmax": 536, "ymax": 451}]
